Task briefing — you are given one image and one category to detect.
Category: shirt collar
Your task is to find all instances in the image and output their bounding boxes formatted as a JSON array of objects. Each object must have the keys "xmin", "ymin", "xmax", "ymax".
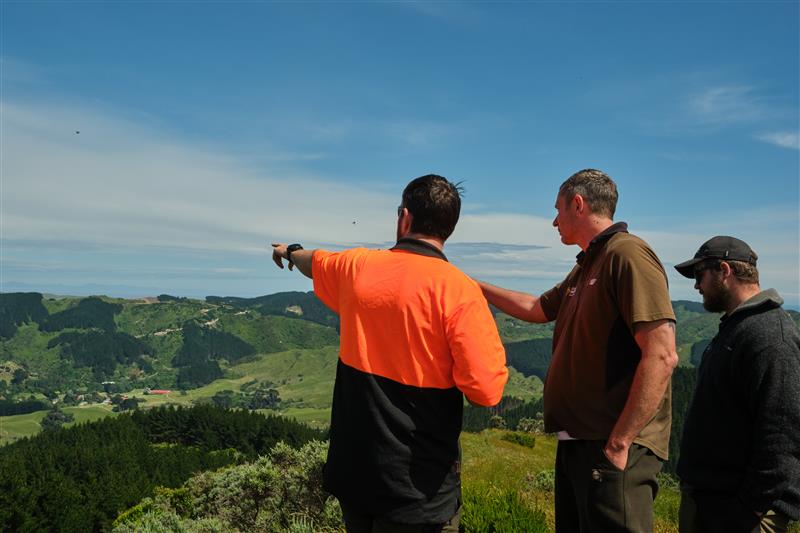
[
  {"xmin": 576, "ymin": 222, "xmax": 629, "ymax": 263},
  {"xmin": 720, "ymin": 288, "xmax": 783, "ymax": 324},
  {"xmin": 392, "ymin": 238, "xmax": 448, "ymax": 262}
]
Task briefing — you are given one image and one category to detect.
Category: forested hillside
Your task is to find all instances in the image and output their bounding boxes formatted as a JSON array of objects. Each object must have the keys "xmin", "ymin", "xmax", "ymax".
[
  {"xmin": 0, "ymin": 404, "xmax": 324, "ymax": 532},
  {"xmin": 0, "ymin": 292, "xmax": 341, "ymax": 399}
]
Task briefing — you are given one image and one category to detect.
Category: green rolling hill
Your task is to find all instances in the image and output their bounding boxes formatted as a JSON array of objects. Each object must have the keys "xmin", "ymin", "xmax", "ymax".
[{"xmin": 2, "ymin": 291, "xmax": 798, "ymax": 446}]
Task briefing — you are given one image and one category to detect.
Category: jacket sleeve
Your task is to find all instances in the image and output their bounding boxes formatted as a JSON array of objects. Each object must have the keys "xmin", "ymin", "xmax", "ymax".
[
  {"xmin": 446, "ymin": 296, "xmax": 508, "ymax": 407},
  {"xmin": 736, "ymin": 338, "xmax": 800, "ymax": 513}
]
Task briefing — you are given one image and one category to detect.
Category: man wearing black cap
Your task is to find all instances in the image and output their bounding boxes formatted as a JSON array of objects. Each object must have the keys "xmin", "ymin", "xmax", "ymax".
[{"xmin": 674, "ymin": 236, "xmax": 800, "ymax": 533}]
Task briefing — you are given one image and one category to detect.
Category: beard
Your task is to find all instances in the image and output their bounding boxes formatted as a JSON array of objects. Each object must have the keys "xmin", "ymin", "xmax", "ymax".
[{"xmin": 702, "ymin": 275, "xmax": 732, "ymax": 313}]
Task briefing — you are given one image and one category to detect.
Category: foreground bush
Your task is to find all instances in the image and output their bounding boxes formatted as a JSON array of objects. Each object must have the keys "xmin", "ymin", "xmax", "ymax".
[{"xmin": 113, "ymin": 440, "xmax": 342, "ymax": 533}]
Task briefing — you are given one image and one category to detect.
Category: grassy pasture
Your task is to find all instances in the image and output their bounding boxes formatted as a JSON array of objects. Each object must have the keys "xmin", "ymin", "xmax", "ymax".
[
  {"xmin": 0, "ymin": 404, "xmax": 118, "ymax": 445},
  {"xmin": 461, "ymin": 430, "xmax": 684, "ymax": 533}
]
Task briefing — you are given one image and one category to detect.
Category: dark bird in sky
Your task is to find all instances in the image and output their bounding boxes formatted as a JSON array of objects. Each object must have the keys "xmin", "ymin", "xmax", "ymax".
[{"xmin": 75, "ymin": 131, "xmax": 80, "ymax": 134}]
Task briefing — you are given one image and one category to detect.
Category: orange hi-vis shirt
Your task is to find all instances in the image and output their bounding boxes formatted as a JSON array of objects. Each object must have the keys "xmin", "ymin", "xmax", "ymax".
[
  {"xmin": 312, "ymin": 244, "xmax": 507, "ymax": 406},
  {"xmin": 312, "ymin": 239, "xmax": 507, "ymax": 523}
]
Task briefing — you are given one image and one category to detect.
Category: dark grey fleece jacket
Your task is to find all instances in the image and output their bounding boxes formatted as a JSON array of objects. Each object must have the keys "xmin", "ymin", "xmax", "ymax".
[{"xmin": 677, "ymin": 289, "xmax": 800, "ymax": 520}]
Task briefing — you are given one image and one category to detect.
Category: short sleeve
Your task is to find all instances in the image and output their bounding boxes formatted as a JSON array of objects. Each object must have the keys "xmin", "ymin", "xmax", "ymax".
[
  {"xmin": 539, "ymin": 283, "xmax": 565, "ymax": 322},
  {"xmin": 447, "ymin": 292, "xmax": 508, "ymax": 406},
  {"xmin": 612, "ymin": 241, "xmax": 676, "ymax": 328},
  {"xmin": 311, "ymin": 249, "xmax": 353, "ymax": 314}
]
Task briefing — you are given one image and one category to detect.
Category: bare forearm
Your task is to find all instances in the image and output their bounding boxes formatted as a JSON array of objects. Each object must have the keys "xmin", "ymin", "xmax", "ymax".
[
  {"xmin": 607, "ymin": 353, "xmax": 675, "ymax": 450},
  {"xmin": 606, "ymin": 320, "xmax": 678, "ymax": 464},
  {"xmin": 289, "ymin": 249, "xmax": 314, "ymax": 279},
  {"xmin": 271, "ymin": 243, "xmax": 314, "ymax": 279},
  {"xmin": 477, "ymin": 280, "xmax": 547, "ymax": 323}
]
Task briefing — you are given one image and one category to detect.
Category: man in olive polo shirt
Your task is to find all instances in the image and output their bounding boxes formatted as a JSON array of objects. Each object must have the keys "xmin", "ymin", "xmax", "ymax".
[{"xmin": 479, "ymin": 168, "xmax": 679, "ymax": 532}]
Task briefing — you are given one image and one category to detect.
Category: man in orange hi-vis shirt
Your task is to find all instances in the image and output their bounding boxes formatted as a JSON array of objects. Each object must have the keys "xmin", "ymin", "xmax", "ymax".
[{"xmin": 272, "ymin": 174, "xmax": 508, "ymax": 533}]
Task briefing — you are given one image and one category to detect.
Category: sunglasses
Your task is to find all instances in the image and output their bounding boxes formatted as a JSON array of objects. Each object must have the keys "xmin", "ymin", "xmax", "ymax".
[
  {"xmin": 397, "ymin": 205, "xmax": 404, "ymax": 217},
  {"xmin": 693, "ymin": 262, "xmax": 720, "ymax": 283}
]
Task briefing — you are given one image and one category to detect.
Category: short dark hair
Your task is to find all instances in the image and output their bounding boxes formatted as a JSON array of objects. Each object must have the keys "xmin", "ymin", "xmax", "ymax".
[
  {"xmin": 558, "ymin": 169, "xmax": 618, "ymax": 219},
  {"xmin": 401, "ymin": 174, "xmax": 463, "ymax": 240}
]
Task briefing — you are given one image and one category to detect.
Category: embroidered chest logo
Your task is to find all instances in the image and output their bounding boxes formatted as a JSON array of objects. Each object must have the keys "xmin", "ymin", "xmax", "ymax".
[
  {"xmin": 567, "ymin": 286, "xmax": 578, "ymax": 297},
  {"xmin": 588, "ymin": 278, "xmax": 597, "ymax": 286}
]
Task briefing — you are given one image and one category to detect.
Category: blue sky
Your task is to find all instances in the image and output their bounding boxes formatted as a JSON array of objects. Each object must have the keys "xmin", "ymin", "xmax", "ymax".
[{"xmin": 2, "ymin": 1, "xmax": 798, "ymax": 306}]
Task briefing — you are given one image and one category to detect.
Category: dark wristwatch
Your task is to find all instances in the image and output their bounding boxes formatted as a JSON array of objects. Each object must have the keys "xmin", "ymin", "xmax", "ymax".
[{"xmin": 286, "ymin": 243, "xmax": 304, "ymax": 263}]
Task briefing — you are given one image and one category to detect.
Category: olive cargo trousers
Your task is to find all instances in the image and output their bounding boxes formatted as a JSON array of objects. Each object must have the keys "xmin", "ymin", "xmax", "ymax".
[{"xmin": 555, "ymin": 439, "xmax": 663, "ymax": 532}]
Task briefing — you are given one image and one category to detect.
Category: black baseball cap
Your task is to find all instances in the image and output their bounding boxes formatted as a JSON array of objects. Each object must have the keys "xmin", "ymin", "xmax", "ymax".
[{"xmin": 674, "ymin": 236, "xmax": 758, "ymax": 278}]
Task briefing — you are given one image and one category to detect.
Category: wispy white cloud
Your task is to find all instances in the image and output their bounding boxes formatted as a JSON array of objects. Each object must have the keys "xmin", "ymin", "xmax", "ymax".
[
  {"xmin": 2, "ymin": 97, "xmax": 797, "ymax": 304},
  {"xmin": 687, "ymin": 85, "xmax": 768, "ymax": 125},
  {"xmin": 2, "ymin": 100, "xmax": 400, "ymax": 254},
  {"xmin": 598, "ymin": 74, "xmax": 795, "ymax": 143},
  {"xmin": 1, "ymin": 98, "xmax": 544, "ymax": 254},
  {"xmin": 755, "ymin": 131, "xmax": 800, "ymax": 150}
]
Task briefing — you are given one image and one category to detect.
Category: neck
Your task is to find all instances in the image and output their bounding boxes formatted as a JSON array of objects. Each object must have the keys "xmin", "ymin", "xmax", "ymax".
[
  {"xmin": 725, "ymin": 283, "xmax": 762, "ymax": 314},
  {"xmin": 403, "ymin": 233, "xmax": 445, "ymax": 251},
  {"xmin": 577, "ymin": 217, "xmax": 615, "ymax": 252}
]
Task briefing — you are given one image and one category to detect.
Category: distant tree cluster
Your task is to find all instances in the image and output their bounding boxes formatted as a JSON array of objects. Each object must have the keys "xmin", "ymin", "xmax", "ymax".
[
  {"xmin": 463, "ymin": 396, "xmax": 544, "ymax": 433},
  {"xmin": 0, "ymin": 292, "xmax": 48, "ymax": 338},
  {"xmin": 47, "ymin": 331, "xmax": 150, "ymax": 380},
  {"xmin": 0, "ymin": 405, "xmax": 324, "ymax": 532},
  {"xmin": 130, "ymin": 404, "xmax": 322, "ymax": 455},
  {"xmin": 157, "ymin": 294, "xmax": 189, "ymax": 302},
  {"xmin": 211, "ymin": 385, "xmax": 281, "ymax": 410},
  {"xmin": 207, "ymin": 291, "xmax": 340, "ymax": 331},
  {"xmin": 40, "ymin": 407, "xmax": 75, "ymax": 431},
  {"xmin": 503, "ymin": 339, "xmax": 552, "ymax": 381},
  {"xmin": 40, "ymin": 297, "xmax": 122, "ymax": 332},
  {"xmin": 0, "ymin": 398, "xmax": 51, "ymax": 416},
  {"xmin": 110, "ymin": 395, "xmax": 142, "ymax": 412},
  {"xmin": 172, "ymin": 321, "xmax": 256, "ymax": 388}
]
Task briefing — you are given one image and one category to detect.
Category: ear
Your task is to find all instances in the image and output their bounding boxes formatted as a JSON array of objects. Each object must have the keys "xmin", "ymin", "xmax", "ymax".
[
  {"xmin": 572, "ymin": 194, "xmax": 586, "ymax": 214},
  {"xmin": 719, "ymin": 261, "xmax": 733, "ymax": 280},
  {"xmin": 397, "ymin": 208, "xmax": 413, "ymax": 236}
]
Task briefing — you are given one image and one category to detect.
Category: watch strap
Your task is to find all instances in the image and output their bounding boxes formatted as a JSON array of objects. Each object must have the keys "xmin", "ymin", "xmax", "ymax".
[{"xmin": 286, "ymin": 243, "xmax": 303, "ymax": 263}]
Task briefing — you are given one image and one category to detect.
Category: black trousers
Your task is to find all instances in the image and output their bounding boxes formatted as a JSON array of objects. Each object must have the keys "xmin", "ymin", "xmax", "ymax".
[
  {"xmin": 340, "ymin": 501, "xmax": 461, "ymax": 533},
  {"xmin": 555, "ymin": 439, "xmax": 662, "ymax": 533}
]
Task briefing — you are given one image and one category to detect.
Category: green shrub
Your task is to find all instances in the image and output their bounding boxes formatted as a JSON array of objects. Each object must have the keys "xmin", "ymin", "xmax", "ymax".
[
  {"xmin": 657, "ymin": 471, "xmax": 680, "ymax": 491},
  {"xmin": 515, "ymin": 414, "xmax": 545, "ymax": 434},
  {"xmin": 114, "ymin": 510, "xmax": 228, "ymax": 533},
  {"xmin": 488, "ymin": 415, "xmax": 507, "ymax": 429},
  {"xmin": 527, "ymin": 469, "xmax": 555, "ymax": 492},
  {"xmin": 461, "ymin": 484, "xmax": 548, "ymax": 532},
  {"xmin": 113, "ymin": 440, "xmax": 342, "ymax": 533},
  {"xmin": 500, "ymin": 432, "xmax": 536, "ymax": 448}
]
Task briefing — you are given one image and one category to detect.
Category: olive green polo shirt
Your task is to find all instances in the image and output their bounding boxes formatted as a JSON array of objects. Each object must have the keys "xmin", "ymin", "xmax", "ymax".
[{"xmin": 539, "ymin": 223, "xmax": 675, "ymax": 459}]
